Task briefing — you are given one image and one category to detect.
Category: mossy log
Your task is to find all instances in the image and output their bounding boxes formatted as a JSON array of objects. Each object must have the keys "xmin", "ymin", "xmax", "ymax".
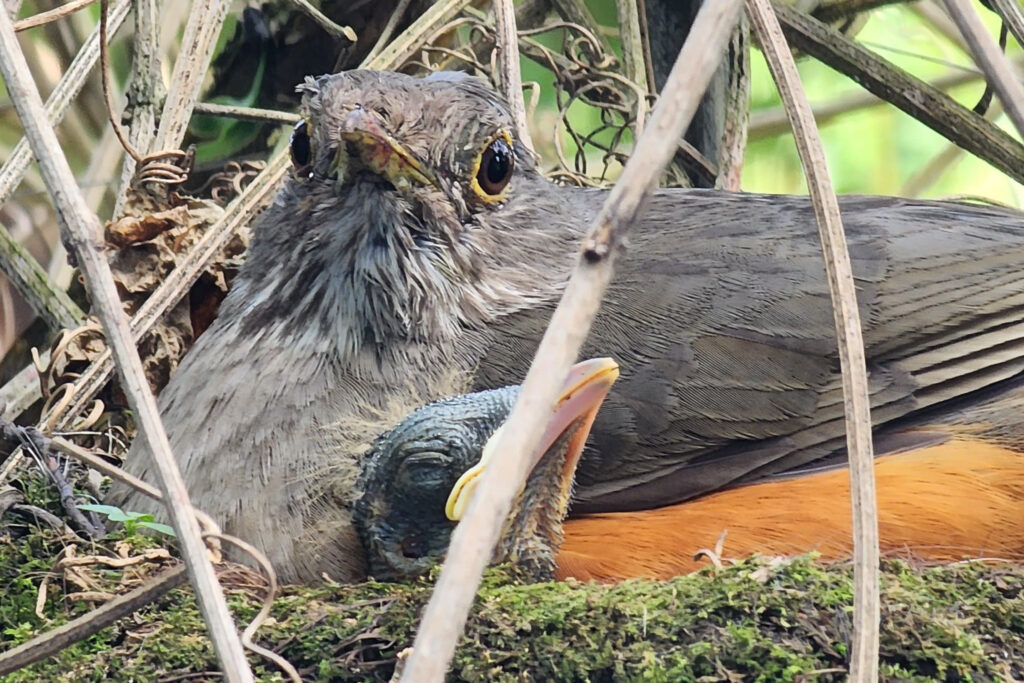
[{"xmin": 2, "ymin": 528, "xmax": 1022, "ymax": 682}]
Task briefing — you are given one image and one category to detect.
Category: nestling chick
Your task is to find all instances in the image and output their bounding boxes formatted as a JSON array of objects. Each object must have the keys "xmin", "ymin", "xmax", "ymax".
[{"xmin": 355, "ymin": 358, "xmax": 619, "ymax": 581}]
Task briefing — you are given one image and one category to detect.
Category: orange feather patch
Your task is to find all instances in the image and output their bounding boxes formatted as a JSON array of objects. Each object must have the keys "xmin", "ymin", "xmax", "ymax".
[{"xmin": 556, "ymin": 439, "xmax": 1024, "ymax": 582}]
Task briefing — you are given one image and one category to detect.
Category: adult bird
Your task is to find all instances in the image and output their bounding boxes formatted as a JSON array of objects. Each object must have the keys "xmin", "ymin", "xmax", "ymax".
[
  {"xmin": 358, "ymin": 359, "xmax": 1024, "ymax": 582},
  {"xmin": 110, "ymin": 69, "xmax": 1024, "ymax": 585}
]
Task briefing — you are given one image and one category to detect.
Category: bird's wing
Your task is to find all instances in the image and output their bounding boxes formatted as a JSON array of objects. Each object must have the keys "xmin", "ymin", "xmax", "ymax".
[{"xmin": 473, "ymin": 190, "xmax": 1024, "ymax": 512}]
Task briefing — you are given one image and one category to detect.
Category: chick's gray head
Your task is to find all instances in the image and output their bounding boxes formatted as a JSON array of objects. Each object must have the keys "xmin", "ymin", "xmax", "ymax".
[
  {"xmin": 353, "ymin": 387, "xmax": 517, "ymax": 581},
  {"xmin": 354, "ymin": 358, "xmax": 620, "ymax": 582}
]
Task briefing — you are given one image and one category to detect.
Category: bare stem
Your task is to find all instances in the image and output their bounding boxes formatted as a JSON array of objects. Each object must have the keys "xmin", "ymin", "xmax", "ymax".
[
  {"xmin": 941, "ymin": 0, "xmax": 1024, "ymax": 138},
  {"xmin": 492, "ymin": 0, "xmax": 535, "ymax": 151},
  {"xmin": 12, "ymin": 0, "xmax": 99, "ymax": 32},
  {"xmin": 746, "ymin": 0, "xmax": 879, "ymax": 679},
  {"xmin": 399, "ymin": 0, "xmax": 744, "ymax": 679},
  {"xmin": 150, "ymin": 0, "xmax": 231, "ymax": 154}
]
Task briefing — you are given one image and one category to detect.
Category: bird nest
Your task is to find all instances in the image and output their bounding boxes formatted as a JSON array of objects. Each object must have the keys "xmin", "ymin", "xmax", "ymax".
[{"xmin": 2, "ymin": 525, "xmax": 1022, "ymax": 682}]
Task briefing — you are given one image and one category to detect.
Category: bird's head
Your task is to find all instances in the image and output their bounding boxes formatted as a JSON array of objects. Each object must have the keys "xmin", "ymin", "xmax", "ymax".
[
  {"xmin": 236, "ymin": 70, "xmax": 577, "ymax": 350},
  {"xmin": 293, "ymin": 70, "xmax": 530, "ymax": 216},
  {"xmin": 354, "ymin": 358, "xmax": 619, "ymax": 582}
]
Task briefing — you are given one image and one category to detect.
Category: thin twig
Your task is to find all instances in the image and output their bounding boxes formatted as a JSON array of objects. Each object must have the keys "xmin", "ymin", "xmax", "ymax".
[
  {"xmin": 192, "ymin": 102, "xmax": 301, "ymax": 125},
  {"xmin": 150, "ymin": 0, "xmax": 232, "ymax": 156},
  {"xmin": 0, "ymin": 0, "xmax": 131, "ymax": 206},
  {"xmin": 288, "ymin": 0, "xmax": 357, "ymax": 41},
  {"xmin": 549, "ymin": 0, "xmax": 618, "ymax": 61},
  {"xmin": 0, "ymin": 565, "xmax": 188, "ymax": 676},
  {"xmin": 12, "ymin": 0, "xmax": 99, "ymax": 32},
  {"xmin": 941, "ymin": 0, "xmax": 1024, "ymax": 138},
  {"xmin": 774, "ymin": 3, "xmax": 1024, "ymax": 185},
  {"xmin": 0, "ymin": 11, "xmax": 254, "ymax": 682},
  {"xmin": 399, "ymin": 0, "xmax": 744, "ymax": 679},
  {"xmin": 112, "ymin": 0, "xmax": 166, "ymax": 216},
  {"xmin": 362, "ymin": 0, "xmax": 477, "ymax": 70},
  {"xmin": 748, "ymin": 60, "xmax": 1020, "ymax": 139},
  {"xmin": 746, "ymin": 0, "xmax": 879, "ymax": 680},
  {"xmin": 491, "ymin": 0, "xmax": 535, "ymax": 151}
]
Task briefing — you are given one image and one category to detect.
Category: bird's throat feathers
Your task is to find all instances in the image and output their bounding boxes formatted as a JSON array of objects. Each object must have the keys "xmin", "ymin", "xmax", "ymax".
[{"xmin": 227, "ymin": 175, "xmax": 571, "ymax": 359}]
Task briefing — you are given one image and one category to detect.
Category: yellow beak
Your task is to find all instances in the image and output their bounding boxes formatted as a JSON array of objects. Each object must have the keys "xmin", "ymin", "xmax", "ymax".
[{"xmin": 445, "ymin": 357, "xmax": 620, "ymax": 521}]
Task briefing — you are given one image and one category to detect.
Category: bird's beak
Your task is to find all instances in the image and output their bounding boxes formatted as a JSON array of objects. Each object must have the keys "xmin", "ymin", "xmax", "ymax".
[
  {"xmin": 445, "ymin": 357, "xmax": 620, "ymax": 521},
  {"xmin": 335, "ymin": 107, "xmax": 438, "ymax": 189}
]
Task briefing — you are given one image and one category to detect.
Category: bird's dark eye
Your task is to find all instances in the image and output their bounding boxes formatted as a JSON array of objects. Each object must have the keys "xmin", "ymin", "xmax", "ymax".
[
  {"xmin": 473, "ymin": 134, "xmax": 514, "ymax": 199},
  {"xmin": 290, "ymin": 118, "xmax": 313, "ymax": 177}
]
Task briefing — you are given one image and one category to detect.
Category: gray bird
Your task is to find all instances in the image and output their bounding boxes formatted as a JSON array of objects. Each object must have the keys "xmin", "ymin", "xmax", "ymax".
[{"xmin": 110, "ymin": 69, "xmax": 1024, "ymax": 584}]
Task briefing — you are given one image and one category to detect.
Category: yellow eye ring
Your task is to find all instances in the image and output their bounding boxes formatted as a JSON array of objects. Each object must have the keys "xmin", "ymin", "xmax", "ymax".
[{"xmin": 469, "ymin": 131, "xmax": 515, "ymax": 202}]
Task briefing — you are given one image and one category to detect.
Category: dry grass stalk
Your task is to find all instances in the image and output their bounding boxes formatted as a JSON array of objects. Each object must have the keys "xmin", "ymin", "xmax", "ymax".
[
  {"xmin": 0, "ymin": 0, "xmax": 131, "ymax": 206},
  {"xmin": 775, "ymin": 3, "xmax": 1024, "ymax": 184},
  {"xmin": 112, "ymin": 0, "xmax": 166, "ymax": 215},
  {"xmin": 940, "ymin": 0, "xmax": 1024, "ymax": 138},
  {"xmin": 398, "ymin": 0, "xmax": 744, "ymax": 679},
  {"xmin": 990, "ymin": 0, "xmax": 1024, "ymax": 48},
  {"xmin": 746, "ymin": 0, "xmax": 880, "ymax": 678},
  {"xmin": 0, "ymin": 566, "xmax": 188, "ymax": 676},
  {"xmin": 0, "ymin": 10, "xmax": 254, "ymax": 681},
  {"xmin": 493, "ymin": 0, "xmax": 535, "ymax": 151},
  {"xmin": 150, "ymin": 0, "xmax": 232, "ymax": 155},
  {"xmin": 12, "ymin": 0, "xmax": 100, "ymax": 32}
]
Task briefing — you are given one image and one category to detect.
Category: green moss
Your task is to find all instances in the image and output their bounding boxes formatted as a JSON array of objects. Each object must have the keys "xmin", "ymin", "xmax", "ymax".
[{"xmin": 2, "ymin": 531, "xmax": 1023, "ymax": 682}]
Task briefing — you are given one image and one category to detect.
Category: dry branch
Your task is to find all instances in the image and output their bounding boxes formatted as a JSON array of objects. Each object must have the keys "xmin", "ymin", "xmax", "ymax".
[
  {"xmin": 493, "ymin": 0, "xmax": 535, "ymax": 151},
  {"xmin": 775, "ymin": 2, "xmax": 1024, "ymax": 184},
  {"xmin": 615, "ymin": 0, "xmax": 650, "ymax": 93},
  {"xmin": 192, "ymin": 102, "xmax": 302, "ymax": 125},
  {"xmin": 0, "ymin": 10, "xmax": 254, "ymax": 681},
  {"xmin": 0, "ymin": 566, "xmax": 188, "ymax": 676},
  {"xmin": 748, "ymin": 60, "xmax": 1021, "ymax": 138},
  {"xmin": 0, "ymin": 0, "xmax": 131, "ymax": 207},
  {"xmin": 399, "ymin": 0, "xmax": 744, "ymax": 678},
  {"xmin": 0, "ymin": 226, "xmax": 83, "ymax": 331},
  {"xmin": 150, "ymin": 0, "xmax": 231, "ymax": 155},
  {"xmin": 746, "ymin": 0, "xmax": 879, "ymax": 679},
  {"xmin": 941, "ymin": 0, "xmax": 1024, "ymax": 138},
  {"xmin": 113, "ymin": 0, "xmax": 166, "ymax": 215}
]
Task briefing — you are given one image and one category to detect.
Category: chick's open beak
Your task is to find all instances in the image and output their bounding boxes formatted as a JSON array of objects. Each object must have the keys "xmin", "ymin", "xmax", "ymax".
[
  {"xmin": 336, "ymin": 107, "xmax": 437, "ymax": 189},
  {"xmin": 445, "ymin": 357, "xmax": 620, "ymax": 521}
]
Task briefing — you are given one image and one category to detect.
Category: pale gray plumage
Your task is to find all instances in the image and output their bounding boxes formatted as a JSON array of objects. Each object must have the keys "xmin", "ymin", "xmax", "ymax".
[{"xmin": 110, "ymin": 69, "xmax": 1024, "ymax": 584}]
